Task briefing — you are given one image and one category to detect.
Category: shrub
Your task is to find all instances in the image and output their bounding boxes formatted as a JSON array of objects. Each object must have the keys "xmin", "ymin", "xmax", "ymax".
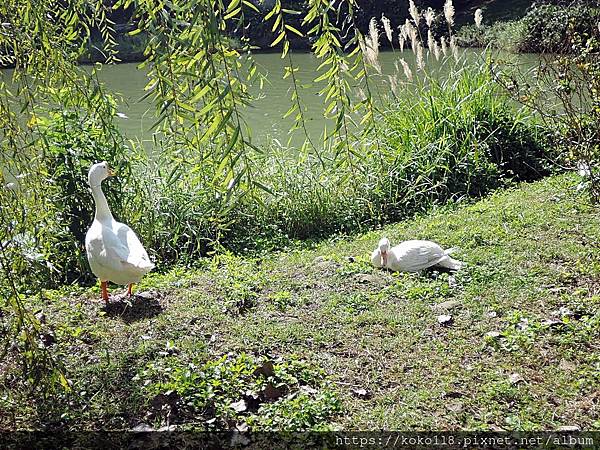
[
  {"xmin": 456, "ymin": 21, "xmax": 526, "ymax": 52},
  {"xmin": 498, "ymin": 29, "xmax": 600, "ymax": 201},
  {"xmin": 518, "ymin": 4, "xmax": 600, "ymax": 53},
  {"xmin": 457, "ymin": 4, "xmax": 600, "ymax": 53}
]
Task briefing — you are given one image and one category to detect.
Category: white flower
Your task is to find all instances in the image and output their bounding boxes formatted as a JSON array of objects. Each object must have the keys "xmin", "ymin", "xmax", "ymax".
[
  {"xmin": 441, "ymin": 37, "xmax": 448, "ymax": 57},
  {"xmin": 368, "ymin": 17, "xmax": 380, "ymax": 54},
  {"xmin": 433, "ymin": 40, "xmax": 441, "ymax": 60},
  {"xmin": 450, "ymin": 35, "xmax": 459, "ymax": 60},
  {"xmin": 381, "ymin": 14, "xmax": 394, "ymax": 44},
  {"xmin": 398, "ymin": 58, "xmax": 413, "ymax": 81},
  {"xmin": 361, "ymin": 19, "xmax": 381, "ymax": 73},
  {"xmin": 416, "ymin": 43, "xmax": 425, "ymax": 71},
  {"xmin": 409, "ymin": 0, "xmax": 420, "ymax": 27},
  {"xmin": 400, "ymin": 23, "xmax": 409, "ymax": 40},
  {"xmin": 475, "ymin": 8, "xmax": 483, "ymax": 28},
  {"xmin": 444, "ymin": 0, "xmax": 455, "ymax": 27},
  {"xmin": 424, "ymin": 7, "xmax": 435, "ymax": 28},
  {"xmin": 403, "ymin": 19, "xmax": 418, "ymax": 54},
  {"xmin": 427, "ymin": 29, "xmax": 435, "ymax": 51},
  {"xmin": 399, "ymin": 35, "xmax": 406, "ymax": 50}
]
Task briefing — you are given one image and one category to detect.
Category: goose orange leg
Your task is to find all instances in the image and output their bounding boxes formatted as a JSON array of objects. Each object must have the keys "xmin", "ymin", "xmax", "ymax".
[
  {"xmin": 101, "ymin": 281, "xmax": 109, "ymax": 304},
  {"xmin": 127, "ymin": 283, "xmax": 133, "ymax": 297}
]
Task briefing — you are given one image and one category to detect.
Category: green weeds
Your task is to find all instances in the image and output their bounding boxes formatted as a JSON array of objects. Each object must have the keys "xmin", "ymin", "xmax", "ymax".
[
  {"xmin": 135, "ymin": 354, "xmax": 339, "ymax": 430},
  {"xmin": 1, "ymin": 174, "xmax": 599, "ymax": 430}
]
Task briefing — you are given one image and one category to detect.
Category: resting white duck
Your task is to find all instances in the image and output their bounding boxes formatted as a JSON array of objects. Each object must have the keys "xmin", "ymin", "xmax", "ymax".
[
  {"xmin": 85, "ymin": 162, "xmax": 154, "ymax": 304},
  {"xmin": 371, "ymin": 237, "xmax": 463, "ymax": 272}
]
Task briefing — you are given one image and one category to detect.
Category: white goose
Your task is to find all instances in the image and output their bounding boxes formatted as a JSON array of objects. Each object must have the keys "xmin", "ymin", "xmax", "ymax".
[
  {"xmin": 371, "ymin": 237, "xmax": 463, "ymax": 272},
  {"xmin": 85, "ymin": 162, "xmax": 154, "ymax": 303}
]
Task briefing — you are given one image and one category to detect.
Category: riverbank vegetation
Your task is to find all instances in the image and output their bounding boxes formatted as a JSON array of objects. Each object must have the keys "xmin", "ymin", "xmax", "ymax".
[
  {"xmin": 456, "ymin": 3, "xmax": 600, "ymax": 53},
  {"xmin": 2, "ymin": 174, "xmax": 599, "ymax": 431},
  {"xmin": 1, "ymin": 0, "xmax": 599, "ymax": 432},
  {"xmin": 78, "ymin": 0, "xmax": 531, "ymax": 63},
  {"xmin": 0, "ymin": 2, "xmax": 555, "ymax": 290}
]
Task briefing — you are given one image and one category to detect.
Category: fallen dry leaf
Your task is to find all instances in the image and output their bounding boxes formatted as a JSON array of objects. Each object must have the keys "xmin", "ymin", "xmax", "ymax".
[
  {"xmin": 253, "ymin": 360, "xmax": 275, "ymax": 378},
  {"xmin": 261, "ymin": 383, "xmax": 286, "ymax": 400}
]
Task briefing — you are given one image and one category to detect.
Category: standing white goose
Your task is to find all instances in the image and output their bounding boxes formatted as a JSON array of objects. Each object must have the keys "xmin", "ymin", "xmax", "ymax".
[
  {"xmin": 371, "ymin": 237, "xmax": 463, "ymax": 272},
  {"xmin": 85, "ymin": 162, "xmax": 154, "ymax": 304}
]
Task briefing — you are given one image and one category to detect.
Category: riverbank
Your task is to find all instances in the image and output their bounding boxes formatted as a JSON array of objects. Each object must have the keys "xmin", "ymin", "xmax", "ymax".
[
  {"xmin": 78, "ymin": 1, "xmax": 600, "ymax": 66},
  {"xmin": 76, "ymin": 0, "xmax": 540, "ymax": 65},
  {"xmin": 456, "ymin": 3, "xmax": 600, "ymax": 53},
  {"xmin": 2, "ymin": 173, "xmax": 599, "ymax": 431}
]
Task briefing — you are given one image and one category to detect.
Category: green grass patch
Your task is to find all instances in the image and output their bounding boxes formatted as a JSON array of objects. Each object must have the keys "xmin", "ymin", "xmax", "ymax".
[{"xmin": 2, "ymin": 173, "xmax": 599, "ymax": 430}]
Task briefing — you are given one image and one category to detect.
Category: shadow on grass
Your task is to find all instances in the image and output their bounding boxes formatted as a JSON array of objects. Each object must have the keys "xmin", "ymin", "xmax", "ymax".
[{"xmin": 102, "ymin": 293, "xmax": 162, "ymax": 324}]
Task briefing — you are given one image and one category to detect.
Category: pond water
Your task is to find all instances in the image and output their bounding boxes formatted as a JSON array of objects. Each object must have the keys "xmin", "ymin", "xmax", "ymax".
[
  {"xmin": 0, "ymin": 49, "xmax": 538, "ymax": 151},
  {"xmin": 93, "ymin": 49, "xmax": 537, "ymax": 148}
]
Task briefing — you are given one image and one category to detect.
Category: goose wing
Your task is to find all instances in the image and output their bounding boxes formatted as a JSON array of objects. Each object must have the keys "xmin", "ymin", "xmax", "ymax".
[
  {"xmin": 116, "ymin": 221, "xmax": 154, "ymax": 270},
  {"xmin": 392, "ymin": 240, "xmax": 446, "ymax": 272},
  {"xmin": 86, "ymin": 221, "xmax": 153, "ymax": 275}
]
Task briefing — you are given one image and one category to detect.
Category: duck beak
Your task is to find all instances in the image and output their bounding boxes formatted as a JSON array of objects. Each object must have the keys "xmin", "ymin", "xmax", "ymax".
[{"xmin": 382, "ymin": 251, "xmax": 388, "ymax": 267}]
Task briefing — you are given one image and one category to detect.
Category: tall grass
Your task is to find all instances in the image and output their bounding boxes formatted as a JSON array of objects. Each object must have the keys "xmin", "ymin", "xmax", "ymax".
[
  {"xmin": 373, "ymin": 64, "xmax": 551, "ymax": 210},
  {"xmin": 215, "ymin": 61, "xmax": 552, "ymax": 251}
]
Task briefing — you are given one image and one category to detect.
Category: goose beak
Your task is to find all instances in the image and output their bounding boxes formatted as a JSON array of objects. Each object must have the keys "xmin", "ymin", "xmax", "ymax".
[
  {"xmin": 381, "ymin": 251, "xmax": 388, "ymax": 267},
  {"xmin": 107, "ymin": 167, "xmax": 115, "ymax": 177}
]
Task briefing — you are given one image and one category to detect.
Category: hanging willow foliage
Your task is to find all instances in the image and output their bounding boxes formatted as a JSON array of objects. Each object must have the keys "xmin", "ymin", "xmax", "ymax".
[{"xmin": 0, "ymin": 0, "xmax": 128, "ymax": 391}]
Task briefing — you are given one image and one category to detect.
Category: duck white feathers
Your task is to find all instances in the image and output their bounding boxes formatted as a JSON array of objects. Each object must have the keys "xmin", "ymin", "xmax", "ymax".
[
  {"xmin": 371, "ymin": 237, "xmax": 463, "ymax": 272},
  {"xmin": 85, "ymin": 162, "xmax": 154, "ymax": 303}
]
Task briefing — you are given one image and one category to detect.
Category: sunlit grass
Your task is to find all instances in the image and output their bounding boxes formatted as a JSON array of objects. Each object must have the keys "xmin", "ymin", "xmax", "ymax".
[{"xmin": 3, "ymin": 174, "xmax": 599, "ymax": 430}]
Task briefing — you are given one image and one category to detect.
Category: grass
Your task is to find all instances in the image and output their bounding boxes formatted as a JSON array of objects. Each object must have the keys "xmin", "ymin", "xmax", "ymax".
[
  {"xmin": 6, "ymin": 60, "xmax": 552, "ymax": 289},
  {"xmin": 222, "ymin": 62, "xmax": 551, "ymax": 252},
  {"xmin": 1, "ymin": 173, "xmax": 599, "ymax": 431}
]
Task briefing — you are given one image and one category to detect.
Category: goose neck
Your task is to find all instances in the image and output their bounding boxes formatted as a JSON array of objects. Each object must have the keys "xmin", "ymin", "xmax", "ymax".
[{"xmin": 90, "ymin": 183, "xmax": 113, "ymax": 222}]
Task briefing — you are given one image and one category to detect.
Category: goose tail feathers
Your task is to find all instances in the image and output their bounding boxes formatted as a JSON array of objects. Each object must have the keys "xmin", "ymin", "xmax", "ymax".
[
  {"xmin": 128, "ymin": 257, "xmax": 155, "ymax": 272},
  {"xmin": 437, "ymin": 255, "xmax": 463, "ymax": 271}
]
